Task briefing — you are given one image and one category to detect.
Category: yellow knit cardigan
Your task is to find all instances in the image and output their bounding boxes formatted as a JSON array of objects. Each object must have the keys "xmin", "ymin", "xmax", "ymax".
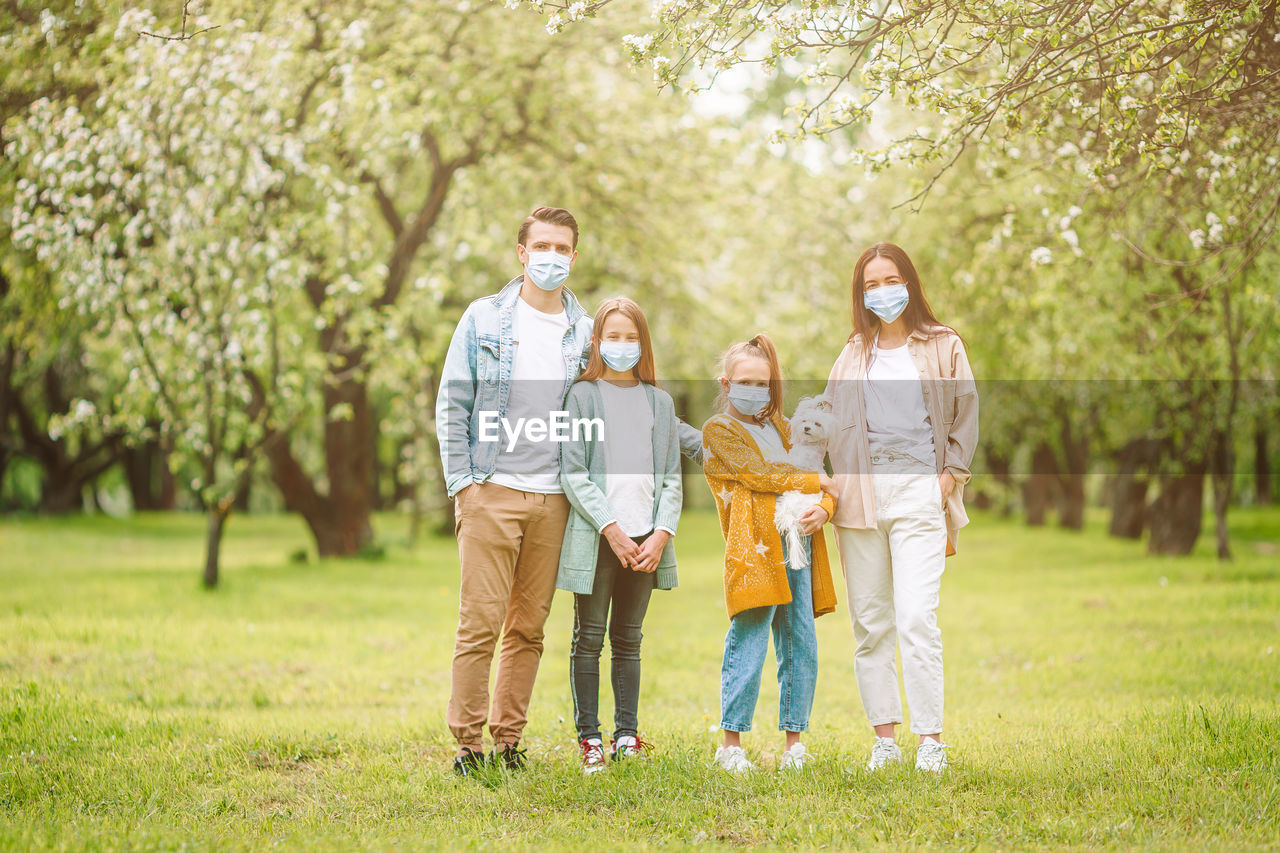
[{"xmin": 702, "ymin": 412, "xmax": 838, "ymax": 619}]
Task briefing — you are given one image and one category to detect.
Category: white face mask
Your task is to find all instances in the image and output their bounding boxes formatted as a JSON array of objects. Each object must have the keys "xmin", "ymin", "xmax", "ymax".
[
  {"xmin": 728, "ymin": 382, "xmax": 771, "ymax": 417},
  {"xmin": 524, "ymin": 249, "xmax": 571, "ymax": 291},
  {"xmin": 864, "ymin": 283, "xmax": 909, "ymax": 323},
  {"xmin": 600, "ymin": 341, "xmax": 641, "ymax": 371}
]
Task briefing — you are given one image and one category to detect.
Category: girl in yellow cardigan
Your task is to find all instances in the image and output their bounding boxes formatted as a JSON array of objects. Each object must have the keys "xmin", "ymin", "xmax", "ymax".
[{"xmin": 702, "ymin": 334, "xmax": 839, "ymax": 772}]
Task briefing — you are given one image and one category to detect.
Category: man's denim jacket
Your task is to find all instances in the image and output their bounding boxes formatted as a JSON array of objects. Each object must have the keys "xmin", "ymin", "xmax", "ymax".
[{"xmin": 435, "ymin": 276, "xmax": 595, "ymax": 497}]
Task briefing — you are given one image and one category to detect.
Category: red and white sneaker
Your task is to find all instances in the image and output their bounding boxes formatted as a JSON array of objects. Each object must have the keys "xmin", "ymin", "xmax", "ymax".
[
  {"xmin": 580, "ymin": 738, "xmax": 606, "ymax": 774},
  {"xmin": 611, "ymin": 734, "xmax": 653, "ymax": 761}
]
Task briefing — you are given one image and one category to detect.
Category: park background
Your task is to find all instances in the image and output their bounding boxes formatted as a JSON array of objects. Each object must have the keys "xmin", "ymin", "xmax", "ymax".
[{"xmin": 1, "ymin": 0, "xmax": 1278, "ymax": 849}]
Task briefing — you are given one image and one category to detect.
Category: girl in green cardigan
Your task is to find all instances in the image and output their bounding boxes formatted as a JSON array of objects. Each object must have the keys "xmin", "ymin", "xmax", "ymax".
[{"xmin": 557, "ymin": 296, "xmax": 683, "ymax": 775}]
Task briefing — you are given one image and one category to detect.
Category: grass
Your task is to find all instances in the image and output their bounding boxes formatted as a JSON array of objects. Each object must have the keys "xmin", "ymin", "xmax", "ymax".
[{"xmin": 1, "ymin": 504, "xmax": 1278, "ymax": 850}]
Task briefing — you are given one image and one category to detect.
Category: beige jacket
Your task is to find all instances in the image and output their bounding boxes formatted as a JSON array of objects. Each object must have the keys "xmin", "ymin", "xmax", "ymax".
[{"xmin": 824, "ymin": 327, "xmax": 979, "ymax": 551}]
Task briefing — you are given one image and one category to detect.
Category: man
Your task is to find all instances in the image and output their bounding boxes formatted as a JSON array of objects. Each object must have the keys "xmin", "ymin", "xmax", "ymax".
[
  {"xmin": 436, "ymin": 206, "xmax": 705, "ymax": 776},
  {"xmin": 436, "ymin": 206, "xmax": 590, "ymax": 775}
]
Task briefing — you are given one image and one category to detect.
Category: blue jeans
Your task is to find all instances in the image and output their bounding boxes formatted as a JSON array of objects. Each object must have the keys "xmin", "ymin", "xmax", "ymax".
[
  {"xmin": 719, "ymin": 537, "xmax": 817, "ymax": 733},
  {"xmin": 570, "ymin": 534, "xmax": 656, "ymax": 741}
]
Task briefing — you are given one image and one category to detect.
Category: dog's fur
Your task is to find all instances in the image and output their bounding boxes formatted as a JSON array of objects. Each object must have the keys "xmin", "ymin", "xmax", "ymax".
[{"xmin": 775, "ymin": 396, "xmax": 836, "ymax": 563}]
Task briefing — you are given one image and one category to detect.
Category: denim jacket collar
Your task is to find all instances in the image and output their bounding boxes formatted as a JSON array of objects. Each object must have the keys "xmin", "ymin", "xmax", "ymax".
[{"xmin": 494, "ymin": 274, "xmax": 588, "ymax": 326}]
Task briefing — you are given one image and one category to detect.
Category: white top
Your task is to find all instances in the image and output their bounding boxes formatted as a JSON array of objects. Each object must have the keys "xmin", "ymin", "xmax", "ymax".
[
  {"xmin": 742, "ymin": 419, "xmax": 789, "ymax": 524},
  {"xmin": 742, "ymin": 420, "xmax": 788, "ymax": 463},
  {"xmin": 865, "ymin": 341, "xmax": 936, "ymax": 467},
  {"xmin": 598, "ymin": 380, "xmax": 656, "ymax": 537},
  {"xmin": 490, "ymin": 297, "xmax": 569, "ymax": 493}
]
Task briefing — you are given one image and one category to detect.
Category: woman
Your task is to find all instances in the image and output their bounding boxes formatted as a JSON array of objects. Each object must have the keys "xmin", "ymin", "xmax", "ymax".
[{"xmin": 824, "ymin": 242, "xmax": 978, "ymax": 773}]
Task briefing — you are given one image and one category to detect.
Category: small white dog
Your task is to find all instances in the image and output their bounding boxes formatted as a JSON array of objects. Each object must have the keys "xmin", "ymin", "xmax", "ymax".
[{"xmin": 775, "ymin": 396, "xmax": 836, "ymax": 564}]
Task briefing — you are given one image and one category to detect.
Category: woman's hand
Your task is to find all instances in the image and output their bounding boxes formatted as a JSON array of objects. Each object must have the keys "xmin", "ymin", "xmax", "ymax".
[
  {"xmin": 602, "ymin": 522, "xmax": 641, "ymax": 569},
  {"xmin": 632, "ymin": 530, "xmax": 671, "ymax": 574},
  {"xmin": 819, "ymin": 472, "xmax": 840, "ymax": 501},
  {"xmin": 939, "ymin": 470, "xmax": 956, "ymax": 502},
  {"xmin": 798, "ymin": 504, "xmax": 829, "ymax": 534}
]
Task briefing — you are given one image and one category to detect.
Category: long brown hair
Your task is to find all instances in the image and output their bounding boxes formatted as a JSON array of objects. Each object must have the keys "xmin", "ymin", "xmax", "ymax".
[
  {"xmin": 718, "ymin": 333, "xmax": 783, "ymax": 422},
  {"xmin": 578, "ymin": 296, "xmax": 657, "ymax": 385},
  {"xmin": 849, "ymin": 242, "xmax": 950, "ymax": 345}
]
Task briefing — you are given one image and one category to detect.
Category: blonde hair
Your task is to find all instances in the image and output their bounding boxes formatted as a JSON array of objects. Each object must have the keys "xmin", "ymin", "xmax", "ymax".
[
  {"xmin": 578, "ymin": 296, "xmax": 657, "ymax": 385},
  {"xmin": 719, "ymin": 333, "xmax": 783, "ymax": 421}
]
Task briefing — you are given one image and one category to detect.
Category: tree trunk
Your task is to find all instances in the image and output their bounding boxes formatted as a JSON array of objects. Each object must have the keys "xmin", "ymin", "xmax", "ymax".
[
  {"xmin": 1147, "ymin": 462, "xmax": 1206, "ymax": 555},
  {"xmin": 39, "ymin": 463, "xmax": 87, "ymax": 513},
  {"xmin": 232, "ymin": 440, "xmax": 253, "ymax": 513},
  {"xmin": 985, "ymin": 450, "xmax": 1014, "ymax": 516},
  {"xmin": 1109, "ymin": 438, "xmax": 1159, "ymax": 539},
  {"xmin": 1109, "ymin": 483, "xmax": 1148, "ymax": 539},
  {"xmin": 391, "ymin": 437, "xmax": 415, "ymax": 505},
  {"xmin": 1211, "ymin": 429, "xmax": 1233, "ymax": 560},
  {"xmin": 122, "ymin": 443, "xmax": 156, "ymax": 510},
  {"xmin": 1256, "ymin": 426, "xmax": 1272, "ymax": 505},
  {"xmin": 123, "ymin": 434, "xmax": 177, "ymax": 511},
  {"xmin": 1056, "ymin": 405, "xmax": 1088, "ymax": 531},
  {"xmin": 1023, "ymin": 442, "xmax": 1059, "ymax": 526},
  {"xmin": 267, "ymin": 369, "xmax": 376, "ymax": 557},
  {"xmin": 202, "ymin": 504, "xmax": 231, "ymax": 588},
  {"xmin": 233, "ymin": 475, "xmax": 252, "ymax": 513},
  {"xmin": 1210, "ymin": 283, "xmax": 1240, "ymax": 560},
  {"xmin": 370, "ymin": 411, "xmax": 385, "ymax": 511}
]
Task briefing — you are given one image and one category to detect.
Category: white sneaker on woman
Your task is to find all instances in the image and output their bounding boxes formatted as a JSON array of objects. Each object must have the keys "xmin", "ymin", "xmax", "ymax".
[
  {"xmin": 779, "ymin": 742, "xmax": 811, "ymax": 771},
  {"xmin": 714, "ymin": 745, "xmax": 754, "ymax": 773},
  {"xmin": 915, "ymin": 739, "xmax": 948, "ymax": 773},
  {"xmin": 867, "ymin": 736, "xmax": 903, "ymax": 770}
]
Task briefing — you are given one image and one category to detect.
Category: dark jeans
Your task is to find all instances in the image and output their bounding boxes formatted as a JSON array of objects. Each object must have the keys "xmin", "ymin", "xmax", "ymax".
[{"xmin": 570, "ymin": 532, "xmax": 656, "ymax": 741}]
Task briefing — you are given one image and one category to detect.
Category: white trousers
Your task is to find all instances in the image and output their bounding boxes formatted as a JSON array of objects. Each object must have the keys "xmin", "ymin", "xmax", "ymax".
[{"xmin": 835, "ymin": 460, "xmax": 947, "ymax": 735}]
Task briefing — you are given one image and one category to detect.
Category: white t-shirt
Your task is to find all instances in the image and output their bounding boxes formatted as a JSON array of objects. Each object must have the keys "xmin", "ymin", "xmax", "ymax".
[
  {"xmin": 865, "ymin": 341, "xmax": 936, "ymax": 467},
  {"xmin": 742, "ymin": 420, "xmax": 788, "ymax": 463},
  {"xmin": 598, "ymin": 380, "xmax": 655, "ymax": 537},
  {"xmin": 489, "ymin": 297, "xmax": 569, "ymax": 493},
  {"xmin": 742, "ymin": 419, "xmax": 791, "ymax": 524}
]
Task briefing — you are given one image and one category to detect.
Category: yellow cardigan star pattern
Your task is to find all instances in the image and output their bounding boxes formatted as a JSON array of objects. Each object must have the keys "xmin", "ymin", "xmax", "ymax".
[{"xmin": 702, "ymin": 412, "xmax": 838, "ymax": 619}]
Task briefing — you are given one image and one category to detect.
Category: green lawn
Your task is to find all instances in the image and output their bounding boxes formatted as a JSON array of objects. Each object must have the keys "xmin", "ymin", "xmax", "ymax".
[{"xmin": 1, "ymin": 505, "xmax": 1278, "ymax": 850}]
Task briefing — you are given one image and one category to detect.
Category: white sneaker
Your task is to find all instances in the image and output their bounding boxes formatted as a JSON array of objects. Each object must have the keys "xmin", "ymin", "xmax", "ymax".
[
  {"xmin": 867, "ymin": 736, "xmax": 903, "ymax": 771},
  {"xmin": 714, "ymin": 745, "xmax": 754, "ymax": 773},
  {"xmin": 915, "ymin": 739, "xmax": 948, "ymax": 773},
  {"xmin": 580, "ymin": 738, "xmax": 606, "ymax": 775},
  {"xmin": 611, "ymin": 734, "xmax": 651, "ymax": 761},
  {"xmin": 779, "ymin": 742, "xmax": 811, "ymax": 771}
]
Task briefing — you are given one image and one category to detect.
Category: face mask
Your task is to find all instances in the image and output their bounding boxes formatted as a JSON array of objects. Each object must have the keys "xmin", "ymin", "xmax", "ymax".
[
  {"xmin": 864, "ymin": 283, "xmax": 909, "ymax": 323},
  {"xmin": 599, "ymin": 341, "xmax": 642, "ymax": 372},
  {"xmin": 727, "ymin": 382, "xmax": 771, "ymax": 418},
  {"xmin": 524, "ymin": 249, "xmax": 571, "ymax": 291}
]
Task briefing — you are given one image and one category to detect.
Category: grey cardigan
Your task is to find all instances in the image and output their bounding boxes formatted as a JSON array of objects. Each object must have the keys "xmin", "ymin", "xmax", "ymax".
[{"xmin": 556, "ymin": 380, "xmax": 682, "ymax": 594}]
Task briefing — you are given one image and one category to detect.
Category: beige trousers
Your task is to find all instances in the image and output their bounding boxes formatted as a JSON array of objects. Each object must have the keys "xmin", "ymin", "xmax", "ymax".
[
  {"xmin": 447, "ymin": 481, "xmax": 570, "ymax": 750},
  {"xmin": 835, "ymin": 461, "xmax": 947, "ymax": 735}
]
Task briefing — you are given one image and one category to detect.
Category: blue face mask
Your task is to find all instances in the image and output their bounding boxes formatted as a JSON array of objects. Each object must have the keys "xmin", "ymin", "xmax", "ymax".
[
  {"xmin": 600, "ymin": 341, "xmax": 641, "ymax": 372},
  {"xmin": 727, "ymin": 382, "xmax": 771, "ymax": 418},
  {"xmin": 524, "ymin": 249, "xmax": 571, "ymax": 291},
  {"xmin": 864, "ymin": 284, "xmax": 909, "ymax": 323}
]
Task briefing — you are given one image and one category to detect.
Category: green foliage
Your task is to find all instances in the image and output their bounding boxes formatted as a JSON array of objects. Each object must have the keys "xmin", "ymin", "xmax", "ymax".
[{"xmin": 1, "ymin": 508, "xmax": 1279, "ymax": 848}]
